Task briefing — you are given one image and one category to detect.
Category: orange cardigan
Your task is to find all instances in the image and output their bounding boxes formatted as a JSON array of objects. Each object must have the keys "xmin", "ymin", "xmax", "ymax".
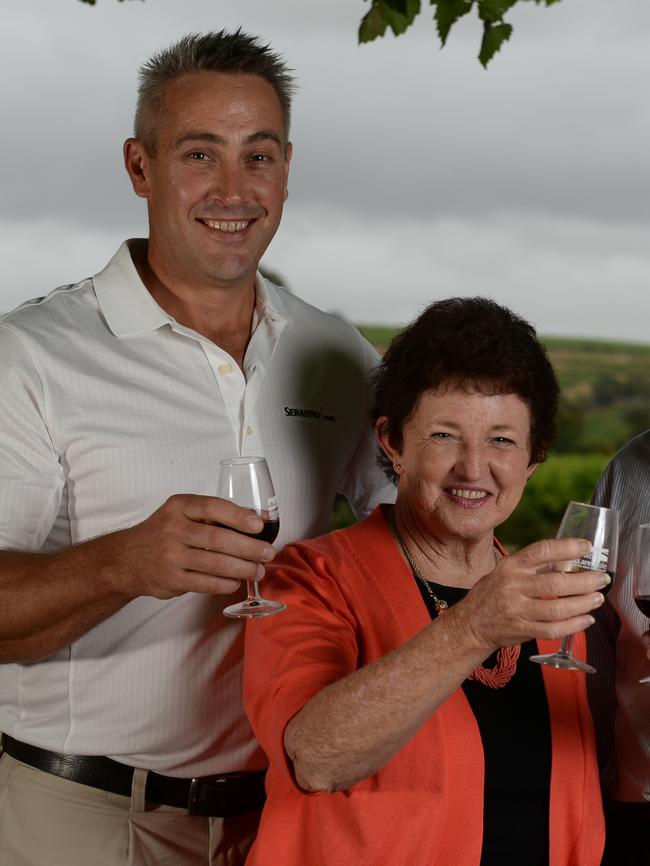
[{"xmin": 244, "ymin": 506, "xmax": 604, "ymax": 866}]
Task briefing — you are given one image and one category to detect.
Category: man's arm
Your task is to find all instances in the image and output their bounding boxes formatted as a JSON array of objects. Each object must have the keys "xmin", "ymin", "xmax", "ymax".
[
  {"xmin": 0, "ymin": 325, "xmax": 274, "ymax": 663},
  {"xmin": 0, "ymin": 495, "xmax": 274, "ymax": 663}
]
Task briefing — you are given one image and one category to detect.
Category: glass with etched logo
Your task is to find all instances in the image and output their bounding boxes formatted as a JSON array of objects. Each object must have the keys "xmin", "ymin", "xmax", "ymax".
[
  {"xmin": 530, "ymin": 501, "xmax": 619, "ymax": 673},
  {"xmin": 220, "ymin": 456, "xmax": 287, "ymax": 619}
]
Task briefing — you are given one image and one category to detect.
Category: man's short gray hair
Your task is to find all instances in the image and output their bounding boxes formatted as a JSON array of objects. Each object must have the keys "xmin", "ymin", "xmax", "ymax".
[{"xmin": 135, "ymin": 29, "xmax": 296, "ymax": 153}]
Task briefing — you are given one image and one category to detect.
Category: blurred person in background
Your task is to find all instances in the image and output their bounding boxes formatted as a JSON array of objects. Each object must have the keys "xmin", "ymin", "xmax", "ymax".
[{"xmin": 587, "ymin": 430, "xmax": 650, "ymax": 866}]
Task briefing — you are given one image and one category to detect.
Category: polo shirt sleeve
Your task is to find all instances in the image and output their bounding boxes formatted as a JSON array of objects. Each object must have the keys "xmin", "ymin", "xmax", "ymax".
[
  {"xmin": 244, "ymin": 540, "xmax": 359, "ymax": 778},
  {"xmin": 0, "ymin": 323, "xmax": 64, "ymax": 549},
  {"xmin": 336, "ymin": 334, "xmax": 396, "ymax": 518}
]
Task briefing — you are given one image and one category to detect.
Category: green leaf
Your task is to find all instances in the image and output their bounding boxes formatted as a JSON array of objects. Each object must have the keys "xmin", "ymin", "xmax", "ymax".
[
  {"xmin": 432, "ymin": 0, "xmax": 474, "ymax": 46},
  {"xmin": 359, "ymin": 4, "xmax": 389, "ymax": 43},
  {"xmin": 477, "ymin": 0, "xmax": 517, "ymax": 23},
  {"xmin": 379, "ymin": 0, "xmax": 421, "ymax": 37},
  {"xmin": 478, "ymin": 20, "xmax": 513, "ymax": 66},
  {"xmin": 383, "ymin": 0, "xmax": 421, "ymax": 15}
]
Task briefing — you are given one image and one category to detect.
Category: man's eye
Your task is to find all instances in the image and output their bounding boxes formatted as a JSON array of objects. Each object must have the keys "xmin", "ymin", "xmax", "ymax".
[
  {"xmin": 249, "ymin": 153, "xmax": 272, "ymax": 163},
  {"xmin": 431, "ymin": 432, "xmax": 451, "ymax": 440},
  {"xmin": 493, "ymin": 437, "xmax": 515, "ymax": 446},
  {"xmin": 188, "ymin": 152, "xmax": 209, "ymax": 161}
]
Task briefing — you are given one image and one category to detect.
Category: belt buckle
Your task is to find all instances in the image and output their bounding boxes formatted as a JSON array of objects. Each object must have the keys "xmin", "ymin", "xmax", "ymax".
[
  {"xmin": 187, "ymin": 777, "xmax": 201, "ymax": 816},
  {"xmin": 187, "ymin": 776, "xmax": 227, "ymax": 816}
]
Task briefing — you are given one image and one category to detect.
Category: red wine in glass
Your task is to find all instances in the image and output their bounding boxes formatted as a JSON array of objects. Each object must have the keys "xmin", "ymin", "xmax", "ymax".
[
  {"xmin": 635, "ymin": 596, "xmax": 650, "ymax": 618},
  {"xmin": 219, "ymin": 457, "xmax": 287, "ymax": 620},
  {"xmin": 249, "ymin": 520, "xmax": 280, "ymax": 545}
]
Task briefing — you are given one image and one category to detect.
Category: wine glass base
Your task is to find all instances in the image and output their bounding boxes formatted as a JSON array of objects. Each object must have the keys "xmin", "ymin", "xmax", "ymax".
[
  {"xmin": 639, "ymin": 675, "xmax": 650, "ymax": 685},
  {"xmin": 529, "ymin": 651, "xmax": 596, "ymax": 674},
  {"xmin": 223, "ymin": 598, "xmax": 287, "ymax": 619}
]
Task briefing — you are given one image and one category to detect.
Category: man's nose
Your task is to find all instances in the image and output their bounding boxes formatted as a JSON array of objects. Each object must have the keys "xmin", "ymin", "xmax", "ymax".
[{"xmin": 211, "ymin": 162, "xmax": 247, "ymax": 206}]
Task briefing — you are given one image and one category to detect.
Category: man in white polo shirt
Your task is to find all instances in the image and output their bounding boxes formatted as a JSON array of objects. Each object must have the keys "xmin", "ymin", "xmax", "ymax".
[{"xmin": 0, "ymin": 30, "xmax": 393, "ymax": 866}]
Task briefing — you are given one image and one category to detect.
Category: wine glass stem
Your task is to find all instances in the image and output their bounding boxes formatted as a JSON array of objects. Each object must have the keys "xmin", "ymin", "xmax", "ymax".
[
  {"xmin": 246, "ymin": 580, "xmax": 262, "ymax": 603},
  {"xmin": 558, "ymin": 635, "xmax": 572, "ymax": 655}
]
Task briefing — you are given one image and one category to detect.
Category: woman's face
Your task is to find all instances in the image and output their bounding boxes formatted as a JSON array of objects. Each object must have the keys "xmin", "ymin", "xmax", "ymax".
[{"xmin": 377, "ymin": 387, "xmax": 538, "ymax": 543}]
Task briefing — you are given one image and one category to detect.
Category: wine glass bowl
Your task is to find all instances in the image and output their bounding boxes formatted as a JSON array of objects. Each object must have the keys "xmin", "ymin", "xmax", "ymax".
[
  {"xmin": 530, "ymin": 501, "xmax": 619, "ymax": 674},
  {"xmin": 632, "ymin": 524, "xmax": 650, "ymax": 684},
  {"xmin": 219, "ymin": 456, "xmax": 287, "ymax": 620}
]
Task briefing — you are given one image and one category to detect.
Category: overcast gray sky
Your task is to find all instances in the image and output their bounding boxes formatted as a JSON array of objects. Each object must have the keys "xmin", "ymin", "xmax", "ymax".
[{"xmin": 2, "ymin": 0, "xmax": 649, "ymax": 341}]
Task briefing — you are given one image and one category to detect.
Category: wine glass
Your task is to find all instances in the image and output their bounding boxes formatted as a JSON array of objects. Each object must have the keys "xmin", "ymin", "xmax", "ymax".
[
  {"xmin": 220, "ymin": 456, "xmax": 287, "ymax": 619},
  {"xmin": 632, "ymin": 524, "xmax": 650, "ymax": 684},
  {"xmin": 530, "ymin": 501, "xmax": 619, "ymax": 674}
]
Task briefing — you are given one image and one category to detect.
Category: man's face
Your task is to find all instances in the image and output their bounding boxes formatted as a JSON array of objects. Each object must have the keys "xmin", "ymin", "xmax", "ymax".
[{"xmin": 126, "ymin": 71, "xmax": 291, "ymax": 292}]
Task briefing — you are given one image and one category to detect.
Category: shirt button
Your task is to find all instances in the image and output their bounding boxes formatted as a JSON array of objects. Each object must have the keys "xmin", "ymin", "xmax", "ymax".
[
  {"xmin": 245, "ymin": 425, "xmax": 253, "ymax": 437},
  {"xmin": 218, "ymin": 363, "xmax": 233, "ymax": 375}
]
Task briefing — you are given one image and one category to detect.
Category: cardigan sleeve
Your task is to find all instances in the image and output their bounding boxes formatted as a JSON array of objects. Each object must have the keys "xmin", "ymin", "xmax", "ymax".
[{"xmin": 244, "ymin": 539, "xmax": 361, "ymax": 781}]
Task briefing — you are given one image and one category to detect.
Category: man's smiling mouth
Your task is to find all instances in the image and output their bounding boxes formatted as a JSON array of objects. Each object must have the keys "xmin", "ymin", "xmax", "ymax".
[{"xmin": 200, "ymin": 219, "xmax": 251, "ymax": 233}]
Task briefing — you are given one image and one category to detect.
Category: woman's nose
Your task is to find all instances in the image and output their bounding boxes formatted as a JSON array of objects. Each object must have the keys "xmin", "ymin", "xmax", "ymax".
[{"xmin": 454, "ymin": 445, "xmax": 486, "ymax": 480}]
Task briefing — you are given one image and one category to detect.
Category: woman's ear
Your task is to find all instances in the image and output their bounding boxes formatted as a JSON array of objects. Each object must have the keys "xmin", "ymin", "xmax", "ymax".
[
  {"xmin": 525, "ymin": 462, "xmax": 539, "ymax": 481},
  {"xmin": 375, "ymin": 417, "xmax": 402, "ymax": 473}
]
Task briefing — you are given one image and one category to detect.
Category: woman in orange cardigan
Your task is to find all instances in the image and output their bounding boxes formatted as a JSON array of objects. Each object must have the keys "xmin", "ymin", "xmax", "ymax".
[{"xmin": 244, "ymin": 297, "xmax": 606, "ymax": 866}]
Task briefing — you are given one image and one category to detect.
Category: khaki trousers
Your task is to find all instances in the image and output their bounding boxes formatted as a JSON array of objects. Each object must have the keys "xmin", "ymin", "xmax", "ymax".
[{"xmin": 0, "ymin": 753, "xmax": 260, "ymax": 866}]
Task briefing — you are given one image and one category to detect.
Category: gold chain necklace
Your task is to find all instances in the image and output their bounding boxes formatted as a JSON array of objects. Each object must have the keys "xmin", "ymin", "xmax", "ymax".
[{"xmin": 388, "ymin": 509, "xmax": 520, "ymax": 689}]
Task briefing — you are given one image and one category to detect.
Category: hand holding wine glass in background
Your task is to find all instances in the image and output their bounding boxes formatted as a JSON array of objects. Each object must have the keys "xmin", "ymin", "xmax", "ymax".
[
  {"xmin": 219, "ymin": 456, "xmax": 287, "ymax": 619},
  {"xmin": 530, "ymin": 501, "xmax": 619, "ymax": 674}
]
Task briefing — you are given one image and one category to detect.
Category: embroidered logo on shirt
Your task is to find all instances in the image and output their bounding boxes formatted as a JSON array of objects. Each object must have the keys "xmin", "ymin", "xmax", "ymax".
[{"xmin": 284, "ymin": 406, "xmax": 336, "ymax": 422}]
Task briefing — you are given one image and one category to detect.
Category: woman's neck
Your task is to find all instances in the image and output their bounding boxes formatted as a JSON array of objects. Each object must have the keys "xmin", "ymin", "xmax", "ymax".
[{"xmin": 390, "ymin": 503, "xmax": 498, "ymax": 589}]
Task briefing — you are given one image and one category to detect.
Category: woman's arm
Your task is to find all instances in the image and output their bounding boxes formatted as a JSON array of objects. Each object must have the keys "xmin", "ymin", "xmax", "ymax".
[
  {"xmin": 284, "ymin": 601, "xmax": 487, "ymax": 792},
  {"xmin": 248, "ymin": 536, "xmax": 607, "ymax": 793}
]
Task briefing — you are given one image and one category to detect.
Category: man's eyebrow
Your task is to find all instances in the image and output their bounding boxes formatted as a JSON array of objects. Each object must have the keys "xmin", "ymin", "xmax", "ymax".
[
  {"xmin": 246, "ymin": 130, "xmax": 283, "ymax": 147},
  {"xmin": 172, "ymin": 130, "xmax": 284, "ymax": 148}
]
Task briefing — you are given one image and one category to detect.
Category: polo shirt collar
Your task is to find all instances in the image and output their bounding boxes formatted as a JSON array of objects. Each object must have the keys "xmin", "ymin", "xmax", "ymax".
[
  {"xmin": 93, "ymin": 240, "xmax": 292, "ymax": 339},
  {"xmin": 92, "ymin": 240, "xmax": 170, "ymax": 337},
  {"xmin": 254, "ymin": 271, "xmax": 291, "ymax": 331}
]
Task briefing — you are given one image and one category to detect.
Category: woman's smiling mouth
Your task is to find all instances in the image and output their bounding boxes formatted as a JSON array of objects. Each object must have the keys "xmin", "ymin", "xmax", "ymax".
[{"xmin": 446, "ymin": 487, "xmax": 491, "ymax": 507}]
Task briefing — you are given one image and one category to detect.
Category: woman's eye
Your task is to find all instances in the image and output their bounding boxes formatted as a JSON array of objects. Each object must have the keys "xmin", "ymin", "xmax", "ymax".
[
  {"xmin": 493, "ymin": 437, "xmax": 515, "ymax": 446},
  {"xmin": 431, "ymin": 432, "xmax": 451, "ymax": 440}
]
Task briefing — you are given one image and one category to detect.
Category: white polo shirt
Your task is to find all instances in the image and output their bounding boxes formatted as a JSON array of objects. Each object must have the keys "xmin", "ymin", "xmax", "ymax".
[{"xmin": 0, "ymin": 240, "xmax": 394, "ymax": 776}]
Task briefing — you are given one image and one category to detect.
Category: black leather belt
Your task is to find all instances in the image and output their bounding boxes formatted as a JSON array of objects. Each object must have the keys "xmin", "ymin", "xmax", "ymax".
[{"xmin": 1, "ymin": 735, "xmax": 266, "ymax": 817}]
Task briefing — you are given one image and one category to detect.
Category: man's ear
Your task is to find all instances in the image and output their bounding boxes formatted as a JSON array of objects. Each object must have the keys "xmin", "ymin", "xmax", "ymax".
[
  {"xmin": 282, "ymin": 141, "xmax": 292, "ymax": 203},
  {"xmin": 123, "ymin": 138, "xmax": 152, "ymax": 199}
]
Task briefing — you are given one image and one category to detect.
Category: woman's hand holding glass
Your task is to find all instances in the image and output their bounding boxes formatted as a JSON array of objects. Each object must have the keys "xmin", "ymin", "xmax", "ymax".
[{"xmin": 457, "ymin": 535, "xmax": 610, "ymax": 654}]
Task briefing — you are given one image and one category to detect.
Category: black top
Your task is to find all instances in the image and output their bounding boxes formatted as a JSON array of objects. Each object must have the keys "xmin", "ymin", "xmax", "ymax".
[{"xmin": 414, "ymin": 578, "xmax": 552, "ymax": 866}]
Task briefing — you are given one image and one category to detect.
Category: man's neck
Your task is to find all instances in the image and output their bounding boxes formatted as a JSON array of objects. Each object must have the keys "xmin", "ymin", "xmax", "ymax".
[{"xmin": 131, "ymin": 242, "xmax": 255, "ymax": 368}]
